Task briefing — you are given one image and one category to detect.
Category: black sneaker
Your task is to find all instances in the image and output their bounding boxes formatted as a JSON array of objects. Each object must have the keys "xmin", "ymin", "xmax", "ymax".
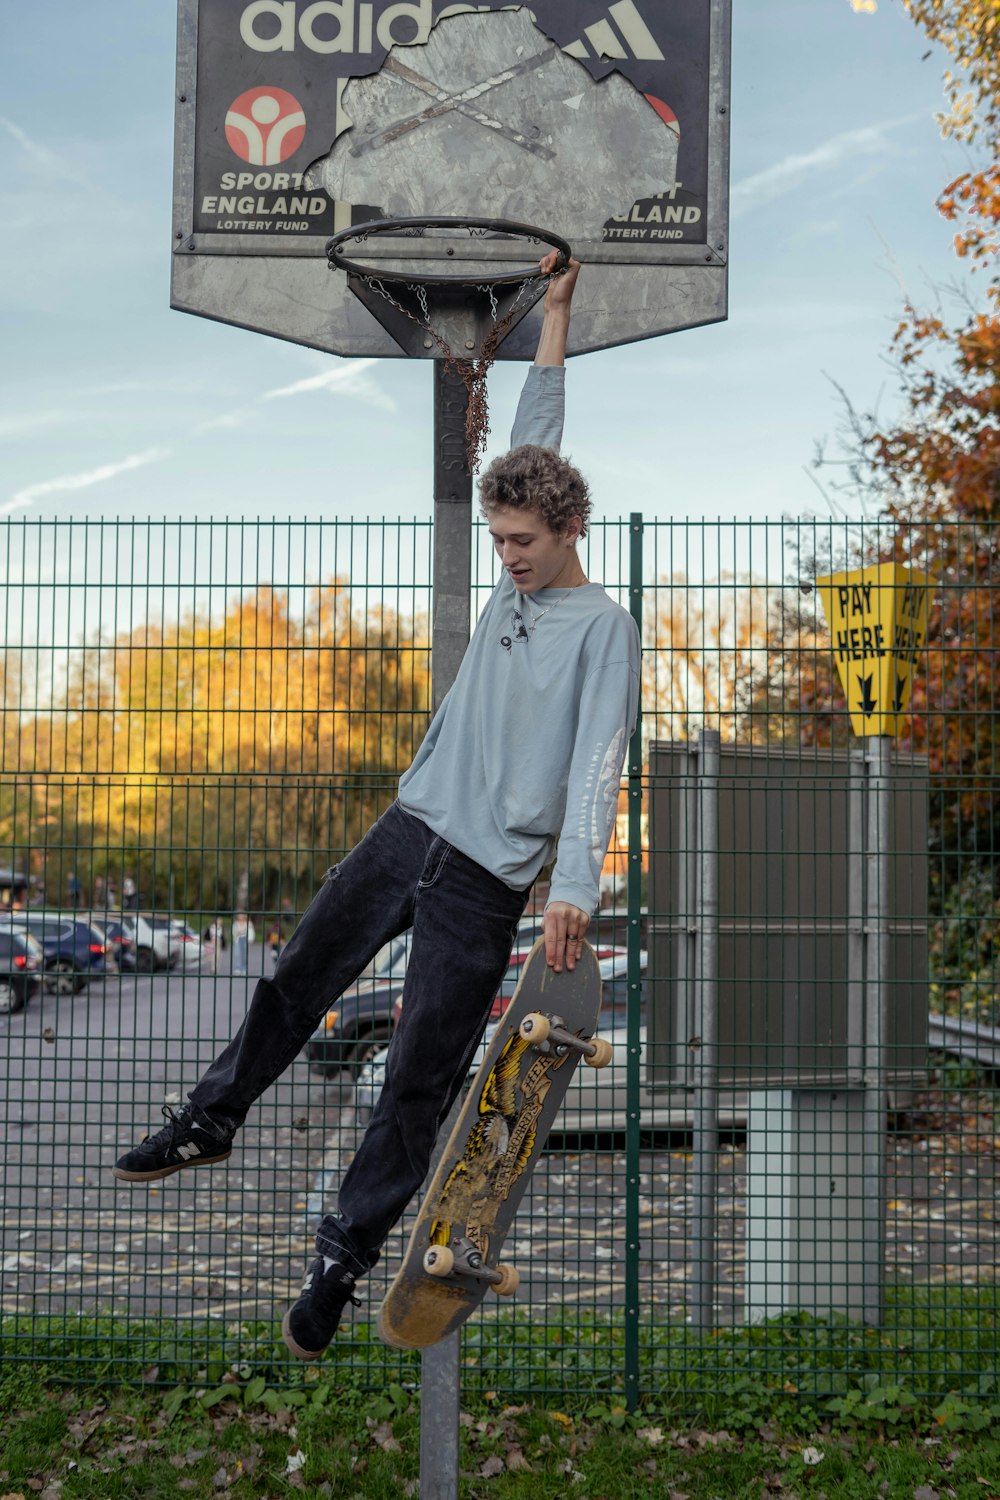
[
  {"xmin": 281, "ymin": 1254, "xmax": 364, "ymax": 1361},
  {"xmin": 112, "ymin": 1104, "xmax": 233, "ymax": 1182}
]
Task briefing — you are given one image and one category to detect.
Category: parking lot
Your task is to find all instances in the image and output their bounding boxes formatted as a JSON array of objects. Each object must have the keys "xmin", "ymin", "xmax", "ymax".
[{"xmin": 1, "ymin": 961, "xmax": 997, "ymax": 1329}]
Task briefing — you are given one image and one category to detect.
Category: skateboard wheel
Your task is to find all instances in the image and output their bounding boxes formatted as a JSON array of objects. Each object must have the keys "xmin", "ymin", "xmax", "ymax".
[
  {"xmin": 493, "ymin": 1263, "xmax": 520, "ymax": 1297},
  {"xmin": 423, "ymin": 1245, "xmax": 455, "ymax": 1278},
  {"xmin": 519, "ymin": 1012, "xmax": 551, "ymax": 1045},
  {"xmin": 584, "ymin": 1036, "xmax": 614, "ymax": 1069}
]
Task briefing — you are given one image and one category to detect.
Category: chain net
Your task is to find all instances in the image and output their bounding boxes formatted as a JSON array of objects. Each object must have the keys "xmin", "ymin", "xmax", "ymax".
[{"xmin": 360, "ymin": 271, "xmax": 546, "ymax": 472}]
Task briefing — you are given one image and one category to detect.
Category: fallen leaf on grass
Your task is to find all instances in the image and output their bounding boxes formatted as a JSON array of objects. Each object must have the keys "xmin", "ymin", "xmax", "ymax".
[
  {"xmin": 913, "ymin": 1488, "xmax": 940, "ymax": 1500},
  {"xmin": 369, "ymin": 1423, "xmax": 400, "ymax": 1453},
  {"xmin": 637, "ymin": 1427, "xmax": 665, "ymax": 1446},
  {"xmin": 480, "ymin": 1457, "xmax": 505, "ymax": 1479},
  {"xmin": 211, "ymin": 1467, "xmax": 229, "ymax": 1489},
  {"xmin": 505, "ymin": 1447, "xmax": 532, "ymax": 1472}
]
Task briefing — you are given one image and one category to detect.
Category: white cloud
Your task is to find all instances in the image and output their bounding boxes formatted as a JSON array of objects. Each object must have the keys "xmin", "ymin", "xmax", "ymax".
[
  {"xmin": 0, "ymin": 115, "xmax": 62, "ymax": 172},
  {"xmin": 261, "ymin": 359, "xmax": 396, "ymax": 411},
  {"xmin": 732, "ymin": 114, "xmax": 923, "ymax": 215},
  {"xmin": 2, "ymin": 354, "xmax": 395, "ymax": 516},
  {"xmin": 0, "ymin": 410, "xmax": 81, "ymax": 443},
  {"xmin": 1, "ymin": 447, "xmax": 172, "ymax": 517},
  {"xmin": 194, "ymin": 411, "xmax": 248, "ymax": 433}
]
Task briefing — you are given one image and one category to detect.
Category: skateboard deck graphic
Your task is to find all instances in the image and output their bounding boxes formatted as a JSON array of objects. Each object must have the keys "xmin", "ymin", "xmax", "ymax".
[{"xmin": 377, "ymin": 937, "xmax": 607, "ymax": 1351}]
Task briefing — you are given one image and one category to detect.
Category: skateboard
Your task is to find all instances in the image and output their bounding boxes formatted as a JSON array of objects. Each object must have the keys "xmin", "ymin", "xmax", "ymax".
[{"xmin": 377, "ymin": 936, "xmax": 610, "ymax": 1351}]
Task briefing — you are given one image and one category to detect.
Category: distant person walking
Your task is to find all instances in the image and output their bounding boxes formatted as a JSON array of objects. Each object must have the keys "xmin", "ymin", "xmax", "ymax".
[
  {"xmin": 231, "ymin": 912, "xmax": 255, "ymax": 975},
  {"xmin": 67, "ymin": 872, "xmax": 81, "ymax": 909},
  {"xmin": 122, "ymin": 875, "xmax": 138, "ymax": 910},
  {"xmin": 266, "ymin": 921, "xmax": 283, "ymax": 964}
]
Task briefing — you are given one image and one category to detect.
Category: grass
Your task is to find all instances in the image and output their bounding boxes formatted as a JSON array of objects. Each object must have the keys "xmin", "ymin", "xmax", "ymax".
[
  {"xmin": 2, "ymin": 1284, "xmax": 998, "ymax": 1409},
  {"xmin": 2, "ymin": 1288, "xmax": 1000, "ymax": 1495},
  {"xmin": 1, "ymin": 1373, "xmax": 1000, "ymax": 1499}
]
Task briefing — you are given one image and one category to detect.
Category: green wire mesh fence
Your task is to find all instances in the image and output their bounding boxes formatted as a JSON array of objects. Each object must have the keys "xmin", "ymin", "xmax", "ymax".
[{"xmin": 0, "ymin": 515, "xmax": 996, "ymax": 1406}]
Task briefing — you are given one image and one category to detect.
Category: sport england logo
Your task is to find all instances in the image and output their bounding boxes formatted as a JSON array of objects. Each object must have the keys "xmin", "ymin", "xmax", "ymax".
[{"xmin": 225, "ymin": 85, "xmax": 307, "ymax": 165}]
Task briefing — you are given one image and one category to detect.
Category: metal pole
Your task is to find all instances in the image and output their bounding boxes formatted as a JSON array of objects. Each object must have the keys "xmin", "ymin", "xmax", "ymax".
[
  {"xmin": 846, "ymin": 744, "xmax": 866, "ymax": 1082},
  {"xmin": 419, "ymin": 362, "xmax": 473, "ymax": 1500},
  {"xmin": 862, "ymin": 734, "xmax": 891, "ymax": 1327},
  {"xmin": 689, "ymin": 728, "xmax": 720, "ymax": 1329},
  {"xmin": 624, "ymin": 513, "xmax": 643, "ymax": 1409}
]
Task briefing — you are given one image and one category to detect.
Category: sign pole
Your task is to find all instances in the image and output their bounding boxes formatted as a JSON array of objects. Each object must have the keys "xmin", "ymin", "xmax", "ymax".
[
  {"xmin": 861, "ymin": 731, "xmax": 891, "ymax": 1327},
  {"xmin": 813, "ymin": 564, "xmax": 933, "ymax": 1327},
  {"xmin": 689, "ymin": 728, "xmax": 720, "ymax": 1329},
  {"xmin": 418, "ymin": 362, "xmax": 473, "ymax": 1500}
]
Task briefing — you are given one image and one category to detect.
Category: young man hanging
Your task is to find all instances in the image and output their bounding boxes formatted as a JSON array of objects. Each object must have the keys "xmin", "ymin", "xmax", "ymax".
[{"xmin": 113, "ymin": 255, "xmax": 641, "ymax": 1360}]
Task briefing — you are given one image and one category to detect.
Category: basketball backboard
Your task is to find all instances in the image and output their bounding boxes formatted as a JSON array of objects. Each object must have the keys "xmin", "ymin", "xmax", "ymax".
[{"xmin": 172, "ymin": 0, "xmax": 730, "ymax": 358}]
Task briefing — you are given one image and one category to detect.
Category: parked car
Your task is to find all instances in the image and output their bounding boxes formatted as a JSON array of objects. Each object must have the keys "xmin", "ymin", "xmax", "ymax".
[
  {"xmin": 355, "ymin": 952, "xmax": 655, "ymax": 1135},
  {"xmin": 307, "ymin": 922, "xmax": 630, "ymax": 1080},
  {"xmin": 169, "ymin": 920, "xmax": 206, "ymax": 969},
  {"xmin": 117, "ymin": 912, "xmax": 176, "ymax": 972},
  {"xmin": 3, "ymin": 911, "xmax": 116, "ymax": 995},
  {"xmin": 0, "ymin": 928, "xmax": 43, "ymax": 1014},
  {"xmin": 86, "ymin": 914, "xmax": 137, "ymax": 973}
]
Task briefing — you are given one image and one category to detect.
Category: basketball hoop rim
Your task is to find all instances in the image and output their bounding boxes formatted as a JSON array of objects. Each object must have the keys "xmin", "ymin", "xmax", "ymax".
[{"xmin": 326, "ymin": 215, "xmax": 572, "ymax": 288}]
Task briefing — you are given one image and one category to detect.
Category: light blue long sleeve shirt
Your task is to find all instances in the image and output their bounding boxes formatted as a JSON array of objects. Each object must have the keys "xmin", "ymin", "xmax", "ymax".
[{"xmin": 398, "ymin": 366, "xmax": 640, "ymax": 913}]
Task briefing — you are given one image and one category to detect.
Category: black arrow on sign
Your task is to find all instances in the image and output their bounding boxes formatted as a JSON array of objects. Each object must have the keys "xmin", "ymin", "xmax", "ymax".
[
  {"xmin": 858, "ymin": 673, "xmax": 878, "ymax": 717},
  {"xmin": 892, "ymin": 673, "xmax": 908, "ymax": 713}
]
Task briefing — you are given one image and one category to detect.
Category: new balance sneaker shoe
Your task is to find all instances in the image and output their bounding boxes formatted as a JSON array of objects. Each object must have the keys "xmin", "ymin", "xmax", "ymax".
[
  {"xmin": 112, "ymin": 1103, "xmax": 233, "ymax": 1182},
  {"xmin": 281, "ymin": 1254, "xmax": 364, "ymax": 1361}
]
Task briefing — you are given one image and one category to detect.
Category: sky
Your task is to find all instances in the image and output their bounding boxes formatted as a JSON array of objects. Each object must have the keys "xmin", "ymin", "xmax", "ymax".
[{"xmin": 0, "ymin": 0, "xmax": 980, "ymax": 537}]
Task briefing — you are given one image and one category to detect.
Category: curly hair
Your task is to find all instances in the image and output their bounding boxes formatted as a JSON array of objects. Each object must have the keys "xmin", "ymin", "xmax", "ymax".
[{"xmin": 478, "ymin": 444, "xmax": 592, "ymax": 536}]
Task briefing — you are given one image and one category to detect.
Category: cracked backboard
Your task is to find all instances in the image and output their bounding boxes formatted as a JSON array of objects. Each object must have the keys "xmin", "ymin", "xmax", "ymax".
[{"xmin": 172, "ymin": 0, "xmax": 731, "ymax": 358}]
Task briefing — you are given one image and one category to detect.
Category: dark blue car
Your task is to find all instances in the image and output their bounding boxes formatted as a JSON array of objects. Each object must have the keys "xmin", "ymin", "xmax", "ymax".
[{"xmin": 3, "ymin": 912, "xmax": 115, "ymax": 995}]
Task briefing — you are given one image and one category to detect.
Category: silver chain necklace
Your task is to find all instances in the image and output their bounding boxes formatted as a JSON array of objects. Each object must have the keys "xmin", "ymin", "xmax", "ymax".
[{"xmin": 524, "ymin": 590, "xmax": 571, "ymax": 634}]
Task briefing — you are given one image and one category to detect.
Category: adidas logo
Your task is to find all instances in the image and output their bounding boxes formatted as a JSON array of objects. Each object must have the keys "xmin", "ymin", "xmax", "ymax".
[
  {"xmin": 242, "ymin": 0, "xmax": 663, "ymax": 62},
  {"xmin": 561, "ymin": 0, "xmax": 665, "ymax": 63}
]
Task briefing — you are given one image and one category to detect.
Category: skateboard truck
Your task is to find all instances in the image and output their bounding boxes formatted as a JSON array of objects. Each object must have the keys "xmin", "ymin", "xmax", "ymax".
[
  {"xmin": 423, "ymin": 1239, "xmax": 520, "ymax": 1296},
  {"xmin": 518, "ymin": 1012, "xmax": 614, "ymax": 1068}
]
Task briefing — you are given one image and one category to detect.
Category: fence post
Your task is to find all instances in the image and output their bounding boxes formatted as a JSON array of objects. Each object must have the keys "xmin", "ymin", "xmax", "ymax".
[
  {"xmin": 689, "ymin": 727, "xmax": 720, "ymax": 1329},
  {"xmin": 624, "ymin": 512, "xmax": 644, "ymax": 1409},
  {"xmin": 418, "ymin": 362, "xmax": 473, "ymax": 1500},
  {"xmin": 862, "ymin": 733, "xmax": 891, "ymax": 1328}
]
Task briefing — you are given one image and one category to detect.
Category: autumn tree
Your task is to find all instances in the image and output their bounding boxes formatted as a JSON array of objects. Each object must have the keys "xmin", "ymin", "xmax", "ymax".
[
  {"xmin": 0, "ymin": 582, "xmax": 431, "ymax": 916},
  {"xmin": 746, "ymin": 0, "xmax": 998, "ymax": 1015}
]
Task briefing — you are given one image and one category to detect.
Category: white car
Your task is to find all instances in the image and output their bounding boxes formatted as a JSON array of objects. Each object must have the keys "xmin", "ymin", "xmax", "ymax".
[
  {"xmin": 168, "ymin": 920, "xmax": 207, "ymax": 969},
  {"xmin": 115, "ymin": 913, "xmax": 176, "ymax": 972}
]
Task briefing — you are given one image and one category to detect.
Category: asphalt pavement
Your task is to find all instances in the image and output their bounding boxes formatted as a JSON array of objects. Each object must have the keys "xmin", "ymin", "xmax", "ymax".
[{"xmin": 1, "ymin": 956, "xmax": 996, "ymax": 1332}]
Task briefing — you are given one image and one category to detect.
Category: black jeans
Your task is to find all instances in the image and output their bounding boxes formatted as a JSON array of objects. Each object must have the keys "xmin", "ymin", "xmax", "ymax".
[{"xmin": 189, "ymin": 802, "xmax": 529, "ymax": 1269}]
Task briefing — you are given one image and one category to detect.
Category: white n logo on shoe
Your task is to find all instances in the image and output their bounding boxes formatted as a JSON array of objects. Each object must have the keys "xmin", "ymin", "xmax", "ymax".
[
  {"xmin": 562, "ymin": 0, "xmax": 665, "ymax": 63},
  {"xmin": 176, "ymin": 1142, "xmax": 202, "ymax": 1160}
]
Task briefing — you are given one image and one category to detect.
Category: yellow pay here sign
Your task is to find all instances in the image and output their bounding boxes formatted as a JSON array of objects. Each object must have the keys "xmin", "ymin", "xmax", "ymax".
[{"xmin": 815, "ymin": 562, "xmax": 933, "ymax": 737}]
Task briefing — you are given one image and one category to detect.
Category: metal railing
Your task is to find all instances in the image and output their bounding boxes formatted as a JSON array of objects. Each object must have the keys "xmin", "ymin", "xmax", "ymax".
[{"xmin": 0, "ymin": 515, "xmax": 996, "ymax": 1404}]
